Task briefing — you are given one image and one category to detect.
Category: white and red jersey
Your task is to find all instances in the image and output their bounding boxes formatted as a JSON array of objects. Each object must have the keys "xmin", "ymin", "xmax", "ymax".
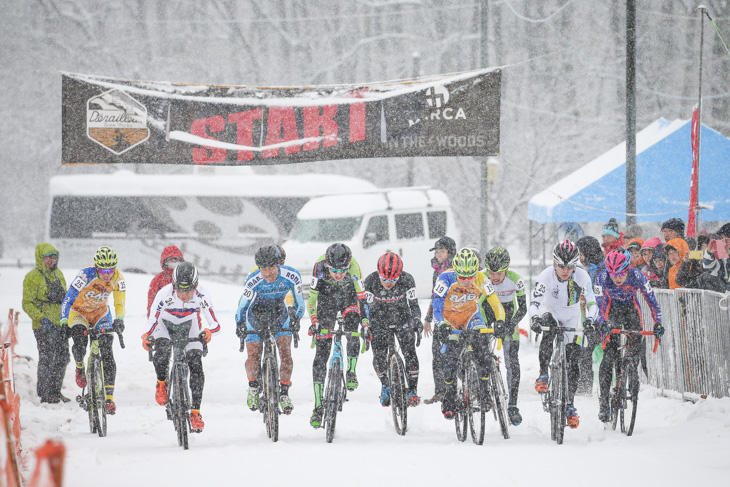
[{"xmin": 146, "ymin": 283, "xmax": 221, "ymax": 351}]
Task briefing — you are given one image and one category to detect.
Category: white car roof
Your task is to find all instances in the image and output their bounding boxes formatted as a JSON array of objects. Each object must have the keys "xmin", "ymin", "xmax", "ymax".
[{"xmin": 297, "ymin": 188, "xmax": 450, "ymax": 219}]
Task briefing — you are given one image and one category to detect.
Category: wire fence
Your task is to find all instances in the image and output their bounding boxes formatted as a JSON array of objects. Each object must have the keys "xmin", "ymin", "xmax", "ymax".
[{"xmin": 639, "ymin": 288, "xmax": 730, "ymax": 399}]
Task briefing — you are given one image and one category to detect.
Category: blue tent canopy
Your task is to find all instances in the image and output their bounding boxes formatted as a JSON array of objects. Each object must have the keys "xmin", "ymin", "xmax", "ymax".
[{"xmin": 528, "ymin": 118, "xmax": 730, "ymax": 224}]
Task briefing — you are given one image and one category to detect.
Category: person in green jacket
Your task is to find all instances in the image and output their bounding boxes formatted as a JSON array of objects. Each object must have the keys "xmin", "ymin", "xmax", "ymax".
[{"xmin": 22, "ymin": 243, "xmax": 70, "ymax": 403}]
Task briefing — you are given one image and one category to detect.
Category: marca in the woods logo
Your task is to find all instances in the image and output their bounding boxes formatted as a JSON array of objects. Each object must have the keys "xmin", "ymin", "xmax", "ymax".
[
  {"xmin": 86, "ymin": 89, "xmax": 149, "ymax": 155},
  {"xmin": 409, "ymin": 84, "xmax": 466, "ymax": 127}
]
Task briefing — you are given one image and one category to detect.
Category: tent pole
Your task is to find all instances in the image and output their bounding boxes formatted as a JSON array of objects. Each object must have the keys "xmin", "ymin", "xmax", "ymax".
[
  {"xmin": 626, "ymin": 0, "xmax": 637, "ymax": 226},
  {"xmin": 696, "ymin": 5, "xmax": 706, "ymax": 233},
  {"xmin": 528, "ymin": 220, "xmax": 533, "ymax": 290}
]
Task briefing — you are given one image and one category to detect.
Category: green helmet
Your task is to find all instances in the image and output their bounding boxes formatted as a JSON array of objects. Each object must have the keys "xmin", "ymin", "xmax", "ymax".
[
  {"xmin": 93, "ymin": 246, "xmax": 118, "ymax": 269},
  {"xmin": 452, "ymin": 248, "xmax": 480, "ymax": 277},
  {"xmin": 484, "ymin": 246, "xmax": 510, "ymax": 272}
]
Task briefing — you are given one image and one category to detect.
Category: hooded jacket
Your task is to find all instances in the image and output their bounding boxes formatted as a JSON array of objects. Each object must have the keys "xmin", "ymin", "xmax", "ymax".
[
  {"xmin": 664, "ymin": 238, "xmax": 690, "ymax": 290},
  {"xmin": 22, "ymin": 243, "xmax": 67, "ymax": 330},
  {"xmin": 147, "ymin": 246, "xmax": 184, "ymax": 317}
]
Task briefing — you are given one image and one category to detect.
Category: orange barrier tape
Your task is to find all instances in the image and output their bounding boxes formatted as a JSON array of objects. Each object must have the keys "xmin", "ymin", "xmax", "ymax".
[{"xmin": 27, "ymin": 440, "xmax": 65, "ymax": 487}]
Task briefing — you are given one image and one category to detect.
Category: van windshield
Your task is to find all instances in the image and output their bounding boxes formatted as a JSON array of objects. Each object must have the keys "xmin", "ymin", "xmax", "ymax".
[{"xmin": 289, "ymin": 217, "xmax": 363, "ymax": 242}]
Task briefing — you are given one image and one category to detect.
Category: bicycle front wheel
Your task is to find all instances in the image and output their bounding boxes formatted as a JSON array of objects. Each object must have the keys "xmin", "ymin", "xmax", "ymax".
[
  {"xmin": 465, "ymin": 362, "xmax": 485, "ymax": 445},
  {"xmin": 550, "ymin": 362, "xmax": 566, "ymax": 445},
  {"xmin": 172, "ymin": 365, "xmax": 189, "ymax": 450},
  {"xmin": 325, "ymin": 360, "xmax": 341, "ymax": 443},
  {"xmin": 90, "ymin": 358, "xmax": 107, "ymax": 438},
  {"xmin": 491, "ymin": 363, "xmax": 510, "ymax": 440},
  {"xmin": 263, "ymin": 356, "xmax": 280, "ymax": 442},
  {"xmin": 622, "ymin": 361, "xmax": 639, "ymax": 436},
  {"xmin": 389, "ymin": 354, "xmax": 407, "ymax": 436},
  {"xmin": 610, "ymin": 362, "xmax": 621, "ymax": 432}
]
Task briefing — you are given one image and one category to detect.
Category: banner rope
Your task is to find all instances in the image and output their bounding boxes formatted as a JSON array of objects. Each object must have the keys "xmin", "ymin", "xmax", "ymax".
[{"xmin": 706, "ymin": 11, "xmax": 730, "ymax": 60}]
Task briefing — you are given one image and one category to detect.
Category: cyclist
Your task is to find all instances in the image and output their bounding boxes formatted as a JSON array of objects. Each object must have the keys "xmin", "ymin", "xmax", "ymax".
[
  {"xmin": 363, "ymin": 252, "xmax": 423, "ymax": 408},
  {"xmin": 595, "ymin": 250, "xmax": 664, "ymax": 422},
  {"xmin": 529, "ymin": 240, "xmax": 598, "ymax": 429},
  {"xmin": 143, "ymin": 262, "xmax": 221, "ymax": 432},
  {"xmin": 235, "ymin": 245, "xmax": 304, "ymax": 415},
  {"xmin": 483, "ymin": 246, "xmax": 527, "ymax": 426},
  {"xmin": 433, "ymin": 248, "xmax": 506, "ymax": 420},
  {"xmin": 423, "ymin": 236, "xmax": 456, "ymax": 404},
  {"xmin": 307, "ymin": 243, "xmax": 368, "ymax": 428},
  {"xmin": 60, "ymin": 246, "xmax": 125, "ymax": 415},
  {"xmin": 146, "ymin": 246, "xmax": 184, "ymax": 318}
]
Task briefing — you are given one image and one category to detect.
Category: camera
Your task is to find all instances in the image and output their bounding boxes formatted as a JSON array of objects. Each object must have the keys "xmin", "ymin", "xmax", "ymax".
[{"xmin": 689, "ymin": 250, "xmax": 703, "ymax": 260}]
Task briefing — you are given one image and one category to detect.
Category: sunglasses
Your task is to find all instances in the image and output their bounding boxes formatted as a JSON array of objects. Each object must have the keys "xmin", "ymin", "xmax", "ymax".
[
  {"xmin": 97, "ymin": 267, "xmax": 115, "ymax": 276},
  {"xmin": 456, "ymin": 275, "xmax": 475, "ymax": 281},
  {"xmin": 609, "ymin": 270, "xmax": 628, "ymax": 278},
  {"xmin": 380, "ymin": 276, "xmax": 399, "ymax": 283},
  {"xmin": 329, "ymin": 267, "xmax": 348, "ymax": 274},
  {"xmin": 556, "ymin": 264, "xmax": 575, "ymax": 270}
]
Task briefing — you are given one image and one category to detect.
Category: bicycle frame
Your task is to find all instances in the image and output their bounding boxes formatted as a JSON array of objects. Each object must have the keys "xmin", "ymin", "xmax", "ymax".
[
  {"xmin": 540, "ymin": 323, "xmax": 577, "ymax": 445},
  {"xmin": 602, "ymin": 328, "xmax": 659, "ymax": 436},
  {"xmin": 76, "ymin": 327, "xmax": 124, "ymax": 438},
  {"xmin": 148, "ymin": 329, "xmax": 207, "ymax": 450},
  {"xmin": 312, "ymin": 317, "xmax": 362, "ymax": 443},
  {"xmin": 385, "ymin": 322, "xmax": 421, "ymax": 436}
]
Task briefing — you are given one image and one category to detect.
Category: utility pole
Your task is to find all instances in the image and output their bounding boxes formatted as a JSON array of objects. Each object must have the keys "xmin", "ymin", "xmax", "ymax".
[
  {"xmin": 480, "ymin": 0, "xmax": 489, "ymax": 250},
  {"xmin": 407, "ymin": 52, "xmax": 420, "ymax": 187},
  {"xmin": 626, "ymin": 0, "xmax": 637, "ymax": 226}
]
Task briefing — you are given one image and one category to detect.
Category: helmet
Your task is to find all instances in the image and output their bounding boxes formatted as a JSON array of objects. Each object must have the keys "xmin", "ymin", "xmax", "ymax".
[
  {"xmin": 325, "ymin": 243, "xmax": 352, "ymax": 270},
  {"xmin": 463, "ymin": 245, "xmax": 482, "ymax": 269},
  {"xmin": 605, "ymin": 250, "xmax": 631, "ymax": 275},
  {"xmin": 452, "ymin": 248, "xmax": 480, "ymax": 277},
  {"xmin": 552, "ymin": 239, "xmax": 579, "ymax": 268},
  {"xmin": 484, "ymin": 246, "xmax": 511, "ymax": 272},
  {"xmin": 94, "ymin": 246, "xmax": 118, "ymax": 269},
  {"xmin": 255, "ymin": 245, "xmax": 281, "ymax": 268},
  {"xmin": 173, "ymin": 262, "xmax": 199, "ymax": 290},
  {"xmin": 377, "ymin": 252, "xmax": 403, "ymax": 281},
  {"xmin": 276, "ymin": 245, "xmax": 286, "ymax": 265}
]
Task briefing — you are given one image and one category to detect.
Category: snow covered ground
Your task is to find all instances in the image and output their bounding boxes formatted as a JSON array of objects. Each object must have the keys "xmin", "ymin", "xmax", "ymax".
[{"xmin": 1, "ymin": 266, "xmax": 729, "ymax": 486}]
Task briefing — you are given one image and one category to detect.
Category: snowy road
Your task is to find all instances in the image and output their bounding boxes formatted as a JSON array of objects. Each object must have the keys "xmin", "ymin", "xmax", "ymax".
[{"xmin": 2, "ymin": 268, "xmax": 728, "ymax": 486}]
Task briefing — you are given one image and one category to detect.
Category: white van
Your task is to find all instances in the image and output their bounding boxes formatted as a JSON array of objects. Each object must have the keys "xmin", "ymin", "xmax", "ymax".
[
  {"xmin": 283, "ymin": 187, "xmax": 460, "ymax": 298},
  {"xmin": 47, "ymin": 169, "xmax": 376, "ymax": 281}
]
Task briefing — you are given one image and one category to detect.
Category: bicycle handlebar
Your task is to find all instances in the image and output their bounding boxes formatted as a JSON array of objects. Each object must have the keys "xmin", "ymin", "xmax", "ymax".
[
  {"xmin": 604, "ymin": 328, "xmax": 660, "ymax": 353},
  {"xmin": 448, "ymin": 327, "xmax": 502, "ymax": 350},
  {"xmin": 146, "ymin": 335, "xmax": 208, "ymax": 361}
]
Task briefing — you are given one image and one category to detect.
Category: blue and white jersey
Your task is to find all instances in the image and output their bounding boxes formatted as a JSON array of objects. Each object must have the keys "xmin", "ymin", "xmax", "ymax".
[
  {"xmin": 235, "ymin": 265, "xmax": 305, "ymax": 324},
  {"xmin": 594, "ymin": 267, "xmax": 662, "ymax": 325}
]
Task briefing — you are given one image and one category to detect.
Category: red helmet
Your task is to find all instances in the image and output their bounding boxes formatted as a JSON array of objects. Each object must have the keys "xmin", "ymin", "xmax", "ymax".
[{"xmin": 377, "ymin": 252, "xmax": 403, "ymax": 281}]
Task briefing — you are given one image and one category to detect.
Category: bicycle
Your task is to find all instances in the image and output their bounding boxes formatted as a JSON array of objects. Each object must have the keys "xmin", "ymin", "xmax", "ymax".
[
  {"xmin": 148, "ymin": 327, "xmax": 207, "ymax": 450},
  {"xmin": 76, "ymin": 328, "xmax": 125, "ymax": 438},
  {"xmin": 311, "ymin": 316, "xmax": 363, "ymax": 443},
  {"xmin": 238, "ymin": 307, "xmax": 299, "ymax": 443},
  {"xmin": 538, "ymin": 322, "xmax": 577, "ymax": 445},
  {"xmin": 385, "ymin": 321, "xmax": 422, "ymax": 436},
  {"xmin": 602, "ymin": 327, "xmax": 659, "ymax": 436},
  {"xmin": 448, "ymin": 327, "xmax": 509, "ymax": 444}
]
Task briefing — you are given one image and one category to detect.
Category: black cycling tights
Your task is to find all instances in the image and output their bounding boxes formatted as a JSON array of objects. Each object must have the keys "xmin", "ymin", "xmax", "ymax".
[
  {"xmin": 371, "ymin": 325, "xmax": 419, "ymax": 392},
  {"xmin": 537, "ymin": 315, "xmax": 581, "ymax": 406},
  {"xmin": 71, "ymin": 325, "xmax": 116, "ymax": 387},
  {"xmin": 153, "ymin": 339, "xmax": 205, "ymax": 410},
  {"xmin": 598, "ymin": 303, "xmax": 643, "ymax": 408}
]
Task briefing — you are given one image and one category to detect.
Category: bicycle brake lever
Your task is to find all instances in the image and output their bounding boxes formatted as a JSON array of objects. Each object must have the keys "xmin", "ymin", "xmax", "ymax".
[{"xmin": 293, "ymin": 332, "xmax": 299, "ymax": 349}]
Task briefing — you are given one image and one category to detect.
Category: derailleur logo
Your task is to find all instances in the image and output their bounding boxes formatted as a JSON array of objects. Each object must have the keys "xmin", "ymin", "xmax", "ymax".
[
  {"xmin": 409, "ymin": 84, "xmax": 466, "ymax": 127},
  {"xmin": 87, "ymin": 89, "xmax": 150, "ymax": 155}
]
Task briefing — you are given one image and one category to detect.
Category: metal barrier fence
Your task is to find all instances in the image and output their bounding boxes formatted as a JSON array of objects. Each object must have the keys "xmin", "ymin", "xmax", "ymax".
[{"xmin": 638, "ymin": 289, "xmax": 730, "ymax": 399}]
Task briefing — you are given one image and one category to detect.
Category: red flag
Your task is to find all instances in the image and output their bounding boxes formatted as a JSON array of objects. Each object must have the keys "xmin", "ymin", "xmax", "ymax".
[{"xmin": 688, "ymin": 107, "xmax": 700, "ymax": 237}]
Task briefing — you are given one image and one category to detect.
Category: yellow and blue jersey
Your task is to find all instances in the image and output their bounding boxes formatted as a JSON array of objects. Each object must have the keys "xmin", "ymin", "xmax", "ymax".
[{"xmin": 61, "ymin": 266, "xmax": 125, "ymax": 323}]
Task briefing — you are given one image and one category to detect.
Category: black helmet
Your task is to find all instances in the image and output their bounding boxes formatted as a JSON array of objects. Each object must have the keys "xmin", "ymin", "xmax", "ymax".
[
  {"xmin": 255, "ymin": 245, "xmax": 282, "ymax": 268},
  {"xmin": 484, "ymin": 246, "xmax": 511, "ymax": 272},
  {"xmin": 430, "ymin": 236, "xmax": 457, "ymax": 256},
  {"xmin": 173, "ymin": 262, "xmax": 199, "ymax": 290},
  {"xmin": 325, "ymin": 243, "xmax": 352, "ymax": 270}
]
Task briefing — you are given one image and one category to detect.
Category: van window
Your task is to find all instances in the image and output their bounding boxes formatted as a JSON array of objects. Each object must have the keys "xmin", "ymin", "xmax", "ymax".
[
  {"xmin": 289, "ymin": 217, "xmax": 363, "ymax": 242},
  {"xmin": 395, "ymin": 213, "xmax": 424, "ymax": 240},
  {"xmin": 364, "ymin": 215, "xmax": 389, "ymax": 243},
  {"xmin": 427, "ymin": 211, "xmax": 448, "ymax": 239}
]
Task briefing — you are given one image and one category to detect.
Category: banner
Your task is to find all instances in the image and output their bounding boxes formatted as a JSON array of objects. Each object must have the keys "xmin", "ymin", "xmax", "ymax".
[
  {"xmin": 61, "ymin": 70, "xmax": 501, "ymax": 165},
  {"xmin": 688, "ymin": 106, "xmax": 699, "ymax": 237}
]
